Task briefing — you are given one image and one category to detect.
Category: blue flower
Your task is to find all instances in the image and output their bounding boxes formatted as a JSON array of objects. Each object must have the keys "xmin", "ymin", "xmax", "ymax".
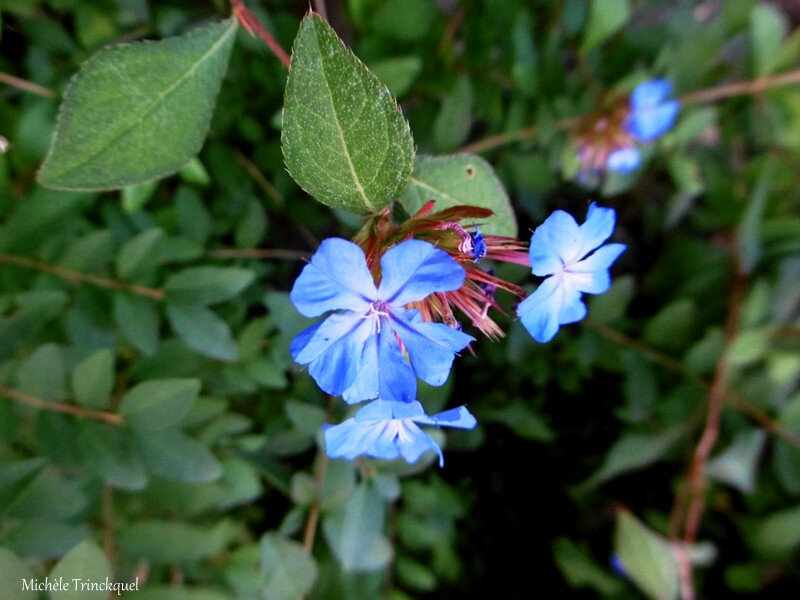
[
  {"xmin": 606, "ymin": 146, "xmax": 642, "ymax": 174},
  {"xmin": 470, "ymin": 226, "xmax": 487, "ymax": 261},
  {"xmin": 627, "ymin": 79, "xmax": 680, "ymax": 142},
  {"xmin": 290, "ymin": 238, "xmax": 474, "ymax": 404},
  {"xmin": 324, "ymin": 399, "xmax": 477, "ymax": 466},
  {"xmin": 517, "ymin": 203, "xmax": 626, "ymax": 343}
]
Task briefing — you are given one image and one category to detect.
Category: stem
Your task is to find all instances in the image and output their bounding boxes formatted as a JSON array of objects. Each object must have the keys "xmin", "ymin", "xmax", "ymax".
[
  {"xmin": 234, "ymin": 151, "xmax": 286, "ymax": 208},
  {"xmin": 0, "ymin": 383, "xmax": 124, "ymax": 426},
  {"xmin": 206, "ymin": 248, "xmax": 308, "ymax": 260},
  {"xmin": 101, "ymin": 485, "xmax": 117, "ymax": 561},
  {"xmin": 0, "ymin": 253, "xmax": 165, "ymax": 300},
  {"xmin": 230, "ymin": 0, "xmax": 291, "ymax": 68},
  {"xmin": 0, "ymin": 71, "xmax": 57, "ymax": 99},
  {"xmin": 457, "ymin": 68, "xmax": 800, "ymax": 155},
  {"xmin": 302, "ymin": 451, "xmax": 328, "ymax": 555},
  {"xmin": 312, "ymin": 0, "xmax": 328, "ymax": 21},
  {"xmin": 679, "ymin": 260, "xmax": 747, "ymax": 599}
]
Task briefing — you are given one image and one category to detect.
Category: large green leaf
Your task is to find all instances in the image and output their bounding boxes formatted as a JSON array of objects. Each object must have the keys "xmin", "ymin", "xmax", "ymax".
[
  {"xmin": 38, "ymin": 20, "xmax": 237, "ymax": 190},
  {"xmin": 282, "ymin": 14, "xmax": 413, "ymax": 214},
  {"xmin": 49, "ymin": 540, "xmax": 112, "ymax": 600},
  {"xmin": 614, "ymin": 511, "xmax": 679, "ymax": 600},
  {"xmin": 399, "ymin": 154, "xmax": 518, "ymax": 236}
]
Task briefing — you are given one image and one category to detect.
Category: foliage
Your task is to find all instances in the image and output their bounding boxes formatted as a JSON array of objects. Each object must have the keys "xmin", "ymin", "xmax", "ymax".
[{"xmin": 2, "ymin": 0, "xmax": 800, "ymax": 598}]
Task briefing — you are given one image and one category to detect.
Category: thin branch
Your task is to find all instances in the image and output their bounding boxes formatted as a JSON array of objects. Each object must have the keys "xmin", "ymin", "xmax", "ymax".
[
  {"xmin": 0, "ymin": 253, "xmax": 165, "ymax": 300},
  {"xmin": 457, "ymin": 68, "xmax": 800, "ymax": 155},
  {"xmin": 302, "ymin": 451, "xmax": 328, "ymax": 555},
  {"xmin": 584, "ymin": 320, "xmax": 800, "ymax": 450},
  {"xmin": 101, "ymin": 485, "xmax": 117, "ymax": 561},
  {"xmin": 678, "ymin": 260, "xmax": 747, "ymax": 600},
  {"xmin": 234, "ymin": 151, "xmax": 286, "ymax": 208},
  {"xmin": 230, "ymin": 0, "xmax": 291, "ymax": 68},
  {"xmin": 206, "ymin": 248, "xmax": 308, "ymax": 260},
  {"xmin": 0, "ymin": 71, "xmax": 57, "ymax": 99},
  {"xmin": 0, "ymin": 383, "xmax": 124, "ymax": 426}
]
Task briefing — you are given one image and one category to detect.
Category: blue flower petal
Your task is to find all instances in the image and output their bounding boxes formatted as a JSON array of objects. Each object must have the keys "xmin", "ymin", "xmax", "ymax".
[
  {"xmin": 354, "ymin": 398, "xmax": 397, "ymax": 421},
  {"xmin": 517, "ymin": 276, "xmax": 585, "ymax": 343},
  {"xmin": 576, "ymin": 203, "xmax": 617, "ymax": 260},
  {"xmin": 324, "ymin": 418, "xmax": 390, "ymax": 460},
  {"xmin": 391, "ymin": 309, "xmax": 474, "ymax": 387},
  {"xmin": 292, "ymin": 312, "xmax": 373, "ymax": 398},
  {"xmin": 413, "ymin": 405, "xmax": 477, "ymax": 429},
  {"xmin": 395, "ymin": 422, "xmax": 443, "ymax": 465},
  {"xmin": 631, "ymin": 79, "xmax": 672, "ymax": 109},
  {"xmin": 606, "ymin": 147, "xmax": 642, "ymax": 173},
  {"xmin": 290, "ymin": 238, "xmax": 377, "ymax": 317},
  {"xmin": 629, "ymin": 100, "xmax": 680, "ymax": 142},
  {"xmin": 528, "ymin": 210, "xmax": 582, "ymax": 276},
  {"xmin": 378, "ymin": 239, "xmax": 466, "ymax": 306},
  {"xmin": 568, "ymin": 243, "xmax": 627, "ymax": 294}
]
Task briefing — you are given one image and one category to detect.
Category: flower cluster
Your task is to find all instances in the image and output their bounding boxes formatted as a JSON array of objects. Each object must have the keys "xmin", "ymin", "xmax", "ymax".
[
  {"xmin": 576, "ymin": 79, "xmax": 680, "ymax": 177},
  {"xmin": 289, "ymin": 202, "xmax": 625, "ymax": 466}
]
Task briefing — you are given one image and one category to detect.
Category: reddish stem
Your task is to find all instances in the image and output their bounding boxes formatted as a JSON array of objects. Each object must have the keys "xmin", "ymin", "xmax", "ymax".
[{"xmin": 230, "ymin": 0, "xmax": 291, "ymax": 69}]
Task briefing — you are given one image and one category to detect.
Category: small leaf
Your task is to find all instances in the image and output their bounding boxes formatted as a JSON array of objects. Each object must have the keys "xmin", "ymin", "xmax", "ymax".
[
  {"xmin": 370, "ymin": 56, "xmax": 422, "ymax": 97},
  {"xmin": 113, "ymin": 294, "xmax": 160, "ymax": 355},
  {"xmin": 282, "ymin": 14, "xmax": 414, "ymax": 214},
  {"xmin": 0, "ymin": 547, "xmax": 35, "ymax": 600},
  {"xmin": 582, "ymin": 0, "xmax": 630, "ymax": 52},
  {"xmin": 399, "ymin": 154, "xmax": 518, "ymax": 236},
  {"xmin": 120, "ymin": 378, "xmax": 201, "ymax": 431},
  {"xmin": 259, "ymin": 533, "xmax": 318, "ymax": 600},
  {"xmin": 77, "ymin": 421, "xmax": 148, "ymax": 491},
  {"xmin": 164, "ymin": 266, "xmax": 255, "ymax": 305},
  {"xmin": 752, "ymin": 505, "xmax": 800, "ymax": 558},
  {"xmin": 285, "ymin": 400, "xmax": 327, "ymax": 436},
  {"xmin": 121, "ymin": 180, "xmax": 158, "ymax": 213},
  {"xmin": 17, "ymin": 343, "xmax": 66, "ymax": 401},
  {"xmin": 614, "ymin": 511, "xmax": 679, "ymax": 600},
  {"xmin": 751, "ymin": 4, "xmax": 788, "ymax": 76},
  {"xmin": 166, "ymin": 303, "xmax": 239, "ymax": 361},
  {"xmin": 50, "ymin": 540, "xmax": 112, "ymax": 600},
  {"xmin": 118, "ymin": 519, "xmax": 236, "ymax": 564},
  {"xmin": 552, "ymin": 537, "xmax": 624, "ymax": 596},
  {"xmin": 323, "ymin": 481, "xmax": 391, "ymax": 572},
  {"xmin": 134, "ymin": 429, "xmax": 222, "ymax": 483},
  {"xmin": 433, "ymin": 75, "xmax": 474, "ymax": 152},
  {"xmin": 706, "ymin": 429, "xmax": 766, "ymax": 493},
  {"xmin": 482, "ymin": 402, "xmax": 554, "ymax": 442},
  {"xmin": 71, "ymin": 348, "xmax": 115, "ymax": 409},
  {"xmin": 38, "ymin": 20, "xmax": 237, "ymax": 190},
  {"xmin": 116, "ymin": 228, "xmax": 164, "ymax": 280}
]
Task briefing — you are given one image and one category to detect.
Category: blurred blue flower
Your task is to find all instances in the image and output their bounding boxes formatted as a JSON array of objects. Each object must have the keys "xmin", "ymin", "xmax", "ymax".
[
  {"xmin": 606, "ymin": 146, "xmax": 642, "ymax": 174},
  {"xmin": 324, "ymin": 399, "xmax": 477, "ymax": 466},
  {"xmin": 626, "ymin": 79, "xmax": 680, "ymax": 142},
  {"xmin": 517, "ymin": 203, "xmax": 626, "ymax": 342},
  {"xmin": 290, "ymin": 238, "xmax": 474, "ymax": 404}
]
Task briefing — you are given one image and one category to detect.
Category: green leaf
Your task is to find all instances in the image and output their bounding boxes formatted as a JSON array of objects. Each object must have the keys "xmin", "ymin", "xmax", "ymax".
[
  {"xmin": 49, "ymin": 540, "xmax": 112, "ymax": 600},
  {"xmin": 134, "ymin": 429, "xmax": 222, "ymax": 483},
  {"xmin": 121, "ymin": 180, "xmax": 158, "ymax": 213},
  {"xmin": 582, "ymin": 0, "xmax": 630, "ymax": 53},
  {"xmin": 0, "ymin": 547, "xmax": 35, "ymax": 600},
  {"xmin": 113, "ymin": 294, "xmax": 160, "ymax": 355},
  {"xmin": 17, "ymin": 343, "xmax": 66, "ymax": 401},
  {"xmin": 38, "ymin": 20, "xmax": 237, "ymax": 190},
  {"xmin": 323, "ymin": 481, "xmax": 391, "ymax": 572},
  {"xmin": 482, "ymin": 402, "xmax": 554, "ymax": 442},
  {"xmin": 132, "ymin": 589, "xmax": 231, "ymax": 600},
  {"xmin": 285, "ymin": 400, "xmax": 327, "ymax": 436},
  {"xmin": 120, "ymin": 378, "xmax": 200, "ymax": 431},
  {"xmin": 751, "ymin": 4, "xmax": 787, "ymax": 76},
  {"xmin": 116, "ymin": 228, "xmax": 164, "ymax": 280},
  {"xmin": 399, "ymin": 154, "xmax": 518, "ymax": 236},
  {"xmin": 371, "ymin": 0, "xmax": 438, "ymax": 42},
  {"xmin": 259, "ymin": 533, "xmax": 318, "ymax": 600},
  {"xmin": 77, "ymin": 421, "xmax": 148, "ymax": 490},
  {"xmin": 71, "ymin": 348, "xmax": 114, "ymax": 409},
  {"xmin": 370, "ymin": 56, "xmax": 422, "ymax": 97},
  {"xmin": 166, "ymin": 304, "xmax": 239, "ymax": 361},
  {"xmin": 614, "ymin": 511, "xmax": 679, "ymax": 600},
  {"xmin": 582, "ymin": 427, "xmax": 684, "ymax": 489},
  {"xmin": 118, "ymin": 519, "xmax": 236, "ymax": 564},
  {"xmin": 752, "ymin": 505, "xmax": 800, "ymax": 558},
  {"xmin": 164, "ymin": 266, "xmax": 255, "ymax": 305},
  {"xmin": 282, "ymin": 14, "xmax": 414, "ymax": 214},
  {"xmin": 434, "ymin": 75, "xmax": 474, "ymax": 152},
  {"xmin": 706, "ymin": 429, "xmax": 766, "ymax": 493},
  {"xmin": 552, "ymin": 537, "xmax": 624, "ymax": 596},
  {"xmin": 0, "ymin": 458, "xmax": 47, "ymax": 513}
]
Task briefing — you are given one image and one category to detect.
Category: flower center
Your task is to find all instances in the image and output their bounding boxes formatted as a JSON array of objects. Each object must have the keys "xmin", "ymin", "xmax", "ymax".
[
  {"xmin": 386, "ymin": 419, "xmax": 413, "ymax": 443},
  {"xmin": 364, "ymin": 300, "xmax": 391, "ymax": 333}
]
